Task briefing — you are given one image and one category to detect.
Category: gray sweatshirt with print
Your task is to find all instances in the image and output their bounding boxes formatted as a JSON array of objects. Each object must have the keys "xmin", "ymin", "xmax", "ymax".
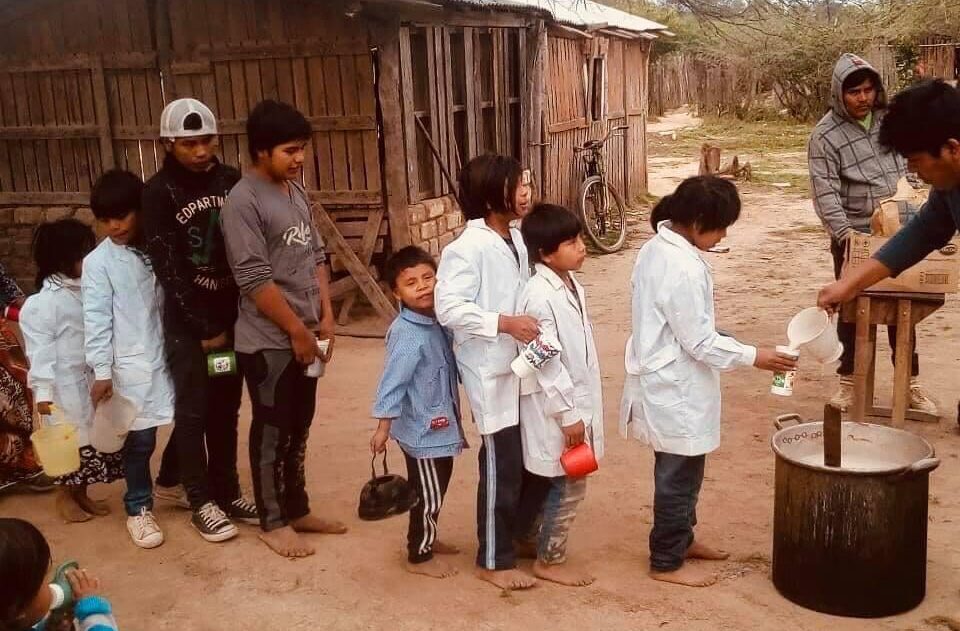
[{"xmin": 220, "ymin": 174, "xmax": 327, "ymax": 354}]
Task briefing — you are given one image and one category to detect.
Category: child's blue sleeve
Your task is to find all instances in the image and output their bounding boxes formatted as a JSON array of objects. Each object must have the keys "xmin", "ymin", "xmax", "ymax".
[
  {"xmin": 372, "ymin": 328, "xmax": 422, "ymax": 419},
  {"xmin": 74, "ymin": 596, "xmax": 119, "ymax": 631}
]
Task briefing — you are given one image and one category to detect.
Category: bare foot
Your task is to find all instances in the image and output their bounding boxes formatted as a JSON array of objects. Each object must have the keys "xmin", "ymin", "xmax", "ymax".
[
  {"xmin": 290, "ymin": 514, "xmax": 348, "ymax": 534},
  {"xmin": 406, "ymin": 557, "xmax": 458, "ymax": 579},
  {"xmin": 514, "ymin": 540, "xmax": 538, "ymax": 559},
  {"xmin": 259, "ymin": 526, "xmax": 316, "ymax": 558},
  {"xmin": 686, "ymin": 540, "xmax": 729, "ymax": 561},
  {"xmin": 432, "ymin": 540, "xmax": 460, "ymax": 555},
  {"xmin": 475, "ymin": 567, "xmax": 537, "ymax": 591},
  {"xmin": 74, "ymin": 490, "xmax": 110, "ymax": 516},
  {"xmin": 649, "ymin": 565, "xmax": 717, "ymax": 587},
  {"xmin": 533, "ymin": 560, "xmax": 594, "ymax": 587},
  {"xmin": 56, "ymin": 489, "xmax": 92, "ymax": 523}
]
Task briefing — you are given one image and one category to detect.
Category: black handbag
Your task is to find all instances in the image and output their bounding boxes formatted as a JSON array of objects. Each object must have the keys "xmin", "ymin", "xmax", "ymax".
[{"xmin": 357, "ymin": 449, "xmax": 418, "ymax": 521}]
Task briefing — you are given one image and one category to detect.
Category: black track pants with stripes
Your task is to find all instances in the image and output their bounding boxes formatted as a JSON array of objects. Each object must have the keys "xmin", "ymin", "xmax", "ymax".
[{"xmin": 402, "ymin": 450, "xmax": 454, "ymax": 563}]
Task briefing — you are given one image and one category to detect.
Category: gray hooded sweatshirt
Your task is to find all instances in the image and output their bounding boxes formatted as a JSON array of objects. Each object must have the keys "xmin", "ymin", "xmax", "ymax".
[{"xmin": 808, "ymin": 53, "xmax": 909, "ymax": 241}]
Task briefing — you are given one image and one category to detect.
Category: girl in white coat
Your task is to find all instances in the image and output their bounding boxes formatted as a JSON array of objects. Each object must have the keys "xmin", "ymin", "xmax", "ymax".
[
  {"xmin": 435, "ymin": 154, "xmax": 537, "ymax": 591},
  {"xmin": 517, "ymin": 204, "xmax": 603, "ymax": 588},
  {"xmin": 21, "ymin": 220, "xmax": 124, "ymax": 523},
  {"xmin": 85, "ymin": 170, "xmax": 174, "ymax": 549},
  {"xmin": 619, "ymin": 177, "xmax": 796, "ymax": 587}
]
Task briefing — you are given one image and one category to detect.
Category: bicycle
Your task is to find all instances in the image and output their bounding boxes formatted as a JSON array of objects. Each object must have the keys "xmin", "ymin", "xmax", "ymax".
[{"xmin": 574, "ymin": 125, "xmax": 628, "ymax": 253}]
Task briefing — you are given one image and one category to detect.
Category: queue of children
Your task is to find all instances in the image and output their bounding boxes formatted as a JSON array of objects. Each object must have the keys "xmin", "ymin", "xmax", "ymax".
[
  {"xmin": 4, "ymin": 93, "xmax": 800, "ymax": 631},
  {"xmin": 14, "ymin": 98, "xmax": 346, "ymax": 560}
]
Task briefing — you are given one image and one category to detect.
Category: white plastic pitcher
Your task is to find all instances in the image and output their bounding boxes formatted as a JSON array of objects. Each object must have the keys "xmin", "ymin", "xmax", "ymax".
[
  {"xmin": 90, "ymin": 394, "xmax": 138, "ymax": 453},
  {"xmin": 787, "ymin": 307, "xmax": 843, "ymax": 364}
]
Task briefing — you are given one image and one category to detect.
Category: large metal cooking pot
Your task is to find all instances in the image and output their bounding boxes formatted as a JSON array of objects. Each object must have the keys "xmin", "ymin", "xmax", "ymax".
[{"xmin": 771, "ymin": 414, "xmax": 939, "ymax": 618}]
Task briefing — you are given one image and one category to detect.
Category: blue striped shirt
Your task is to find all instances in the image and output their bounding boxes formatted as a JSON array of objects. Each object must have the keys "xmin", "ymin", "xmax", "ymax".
[{"xmin": 372, "ymin": 308, "xmax": 463, "ymax": 459}]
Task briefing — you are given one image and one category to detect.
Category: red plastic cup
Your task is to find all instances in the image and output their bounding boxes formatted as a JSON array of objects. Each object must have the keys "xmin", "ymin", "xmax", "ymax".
[
  {"xmin": 3, "ymin": 305, "xmax": 19, "ymax": 322},
  {"xmin": 560, "ymin": 442, "xmax": 598, "ymax": 477}
]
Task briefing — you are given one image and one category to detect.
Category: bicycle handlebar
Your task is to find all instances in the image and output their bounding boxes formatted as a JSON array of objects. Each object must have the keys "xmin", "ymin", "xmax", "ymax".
[{"xmin": 574, "ymin": 125, "xmax": 629, "ymax": 152}]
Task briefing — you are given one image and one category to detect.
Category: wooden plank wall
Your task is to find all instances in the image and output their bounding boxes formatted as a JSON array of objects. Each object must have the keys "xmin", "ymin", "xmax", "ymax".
[
  {"xmin": 167, "ymin": 0, "xmax": 385, "ymax": 272},
  {"xmin": 920, "ymin": 38, "xmax": 959, "ymax": 82},
  {"xmin": 0, "ymin": 0, "xmax": 388, "ymax": 277},
  {"xmin": 544, "ymin": 33, "xmax": 649, "ymax": 211},
  {"xmin": 400, "ymin": 24, "xmax": 526, "ymax": 203}
]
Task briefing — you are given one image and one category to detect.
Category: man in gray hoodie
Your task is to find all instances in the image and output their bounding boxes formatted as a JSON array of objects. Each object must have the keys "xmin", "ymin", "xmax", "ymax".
[{"xmin": 808, "ymin": 53, "xmax": 937, "ymax": 415}]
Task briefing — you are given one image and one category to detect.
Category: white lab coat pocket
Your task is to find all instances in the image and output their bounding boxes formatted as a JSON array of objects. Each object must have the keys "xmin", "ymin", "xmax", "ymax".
[
  {"xmin": 639, "ymin": 362, "xmax": 685, "ymax": 409},
  {"xmin": 114, "ymin": 345, "xmax": 152, "ymax": 388}
]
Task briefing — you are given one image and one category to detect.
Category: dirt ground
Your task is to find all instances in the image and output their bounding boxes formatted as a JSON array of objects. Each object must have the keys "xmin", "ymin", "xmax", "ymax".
[{"xmin": 6, "ymin": 109, "xmax": 960, "ymax": 630}]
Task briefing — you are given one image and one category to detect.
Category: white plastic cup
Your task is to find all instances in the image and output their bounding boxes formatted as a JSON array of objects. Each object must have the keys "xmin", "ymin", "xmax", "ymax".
[
  {"xmin": 771, "ymin": 346, "xmax": 800, "ymax": 397},
  {"xmin": 305, "ymin": 338, "xmax": 330, "ymax": 378},
  {"xmin": 510, "ymin": 335, "xmax": 562, "ymax": 378},
  {"xmin": 510, "ymin": 353, "xmax": 537, "ymax": 379}
]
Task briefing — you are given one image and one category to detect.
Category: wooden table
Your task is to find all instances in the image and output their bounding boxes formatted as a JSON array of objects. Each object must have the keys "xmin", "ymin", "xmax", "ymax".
[{"xmin": 840, "ymin": 291, "xmax": 945, "ymax": 427}]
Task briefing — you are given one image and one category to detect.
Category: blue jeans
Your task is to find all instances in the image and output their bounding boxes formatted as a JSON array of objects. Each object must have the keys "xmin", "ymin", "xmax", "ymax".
[
  {"xmin": 123, "ymin": 428, "xmax": 157, "ymax": 516},
  {"xmin": 650, "ymin": 452, "xmax": 705, "ymax": 572}
]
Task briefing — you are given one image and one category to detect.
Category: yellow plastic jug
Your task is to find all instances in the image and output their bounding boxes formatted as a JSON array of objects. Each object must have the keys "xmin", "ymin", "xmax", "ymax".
[{"xmin": 31, "ymin": 409, "xmax": 80, "ymax": 477}]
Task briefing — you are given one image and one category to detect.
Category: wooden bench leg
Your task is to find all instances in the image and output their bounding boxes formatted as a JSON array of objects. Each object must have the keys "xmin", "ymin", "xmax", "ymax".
[
  {"xmin": 891, "ymin": 299, "xmax": 913, "ymax": 428},
  {"xmin": 852, "ymin": 295, "xmax": 875, "ymax": 423}
]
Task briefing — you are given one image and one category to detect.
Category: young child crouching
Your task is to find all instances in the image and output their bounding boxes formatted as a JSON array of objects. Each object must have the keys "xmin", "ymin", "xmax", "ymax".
[
  {"xmin": 517, "ymin": 204, "xmax": 604, "ymax": 587},
  {"xmin": 371, "ymin": 246, "xmax": 464, "ymax": 579}
]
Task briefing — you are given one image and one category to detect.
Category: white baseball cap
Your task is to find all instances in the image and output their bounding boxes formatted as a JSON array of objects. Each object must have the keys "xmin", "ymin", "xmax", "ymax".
[{"xmin": 159, "ymin": 98, "xmax": 218, "ymax": 138}]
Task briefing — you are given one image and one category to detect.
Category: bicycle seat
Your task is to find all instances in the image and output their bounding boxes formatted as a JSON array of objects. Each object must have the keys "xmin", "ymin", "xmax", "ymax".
[{"xmin": 582, "ymin": 139, "xmax": 602, "ymax": 150}]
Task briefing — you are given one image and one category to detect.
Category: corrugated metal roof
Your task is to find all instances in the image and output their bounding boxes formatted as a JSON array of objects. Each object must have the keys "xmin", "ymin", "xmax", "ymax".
[{"xmin": 435, "ymin": 0, "xmax": 667, "ymax": 33}]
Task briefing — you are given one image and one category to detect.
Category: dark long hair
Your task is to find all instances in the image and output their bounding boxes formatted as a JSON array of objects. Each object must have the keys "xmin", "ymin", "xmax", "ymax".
[
  {"xmin": 458, "ymin": 154, "xmax": 523, "ymax": 220},
  {"xmin": 650, "ymin": 176, "xmax": 741, "ymax": 232},
  {"xmin": 31, "ymin": 219, "xmax": 97, "ymax": 288},
  {"xmin": 0, "ymin": 518, "xmax": 50, "ymax": 631}
]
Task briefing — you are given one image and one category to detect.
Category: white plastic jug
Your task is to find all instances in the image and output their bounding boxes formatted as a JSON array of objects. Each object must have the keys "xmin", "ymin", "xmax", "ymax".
[
  {"xmin": 90, "ymin": 394, "xmax": 138, "ymax": 453},
  {"xmin": 787, "ymin": 308, "xmax": 843, "ymax": 364}
]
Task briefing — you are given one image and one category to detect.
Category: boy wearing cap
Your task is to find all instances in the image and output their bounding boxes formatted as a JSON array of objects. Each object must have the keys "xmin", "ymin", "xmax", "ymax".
[{"xmin": 141, "ymin": 98, "xmax": 258, "ymax": 543}]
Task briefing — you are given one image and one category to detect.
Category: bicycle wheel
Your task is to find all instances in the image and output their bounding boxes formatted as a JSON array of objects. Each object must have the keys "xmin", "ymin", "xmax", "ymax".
[{"xmin": 577, "ymin": 176, "xmax": 627, "ymax": 253}]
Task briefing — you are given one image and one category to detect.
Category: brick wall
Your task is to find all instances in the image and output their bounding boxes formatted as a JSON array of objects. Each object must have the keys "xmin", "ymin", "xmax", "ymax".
[
  {"xmin": 0, "ymin": 204, "xmax": 95, "ymax": 292},
  {"xmin": 407, "ymin": 195, "xmax": 464, "ymax": 256}
]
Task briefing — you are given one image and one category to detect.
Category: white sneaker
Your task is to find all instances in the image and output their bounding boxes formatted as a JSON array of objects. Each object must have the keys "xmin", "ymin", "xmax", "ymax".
[
  {"xmin": 154, "ymin": 483, "xmax": 190, "ymax": 509},
  {"xmin": 829, "ymin": 377, "xmax": 854, "ymax": 412},
  {"xmin": 127, "ymin": 507, "xmax": 164, "ymax": 549},
  {"xmin": 909, "ymin": 379, "xmax": 939, "ymax": 416}
]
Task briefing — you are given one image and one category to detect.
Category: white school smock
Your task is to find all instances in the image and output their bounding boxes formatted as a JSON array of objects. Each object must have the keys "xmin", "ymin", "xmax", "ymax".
[
  {"xmin": 20, "ymin": 275, "xmax": 95, "ymax": 445},
  {"xmin": 82, "ymin": 239, "xmax": 173, "ymax": 430},
  {"xmin": 619, "ymin": 223, "xmax": 756, "ymax": 456},
  {"xmin": 435, "ymin": 218, "xmax": 530, "ymax": 436},
  {"xmin": 518, "ymin": 264, "xmax": 604, "ymax": 477}
]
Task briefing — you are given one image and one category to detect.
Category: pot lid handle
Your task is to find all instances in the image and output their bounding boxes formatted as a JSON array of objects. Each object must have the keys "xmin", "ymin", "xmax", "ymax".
[{"xmin": 774, "ymin": 414, "xmax": 802, "ymax": 430}]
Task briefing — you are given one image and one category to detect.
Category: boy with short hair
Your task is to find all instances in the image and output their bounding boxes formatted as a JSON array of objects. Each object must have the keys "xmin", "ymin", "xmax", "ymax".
[
  {"xmin": 371, "ymin": 246, "xmax": 464, "ymax": 580},
  {"xmin": 517, "ymin": 203, "xmax": 604, "ymax": 587},
  {"xmin": 141, "ymin": 97, "xmax": 256, "ymax": 543},
  {"xmin": 221, "ymin": 100, "xmax": 346, "ymax": 558},
  {"xmin": 84, "ymin": 170, "xmax": 175, "ymax": 549}
]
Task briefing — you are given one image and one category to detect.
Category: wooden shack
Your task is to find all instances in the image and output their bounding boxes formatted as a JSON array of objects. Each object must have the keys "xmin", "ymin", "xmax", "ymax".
[{"xmin": 0, "ymin": 0, "xmax": 664, "ymax": 329}]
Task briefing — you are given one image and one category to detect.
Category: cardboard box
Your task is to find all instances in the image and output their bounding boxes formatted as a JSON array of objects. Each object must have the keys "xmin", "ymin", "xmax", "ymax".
[{"xmin": 844, "ymin": 232, "xmax": 960, "ymax": 294}]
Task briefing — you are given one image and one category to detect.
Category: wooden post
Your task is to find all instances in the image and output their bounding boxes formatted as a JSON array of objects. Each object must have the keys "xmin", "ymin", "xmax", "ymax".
[
  {"xmin": 90, "ymin": 57, "xmax": 115, "ymax": 170},
  {"xmin": 525, "ymin": 20, "xmax": 547, "ymax": 197},
  {"xmin": 891, "ymin": 299, "xmax": 913, "ymax": 427},
  {"xmin": 851, "ymin": 295, "xmax": 874, "ymax": 423},
  {"xmin": 155, "ymin": 0, "xmax": 177, "ymax": 99},
  {"xmin": 371, "ymin": 18, "xmax": 412, "ymax": 250}
]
